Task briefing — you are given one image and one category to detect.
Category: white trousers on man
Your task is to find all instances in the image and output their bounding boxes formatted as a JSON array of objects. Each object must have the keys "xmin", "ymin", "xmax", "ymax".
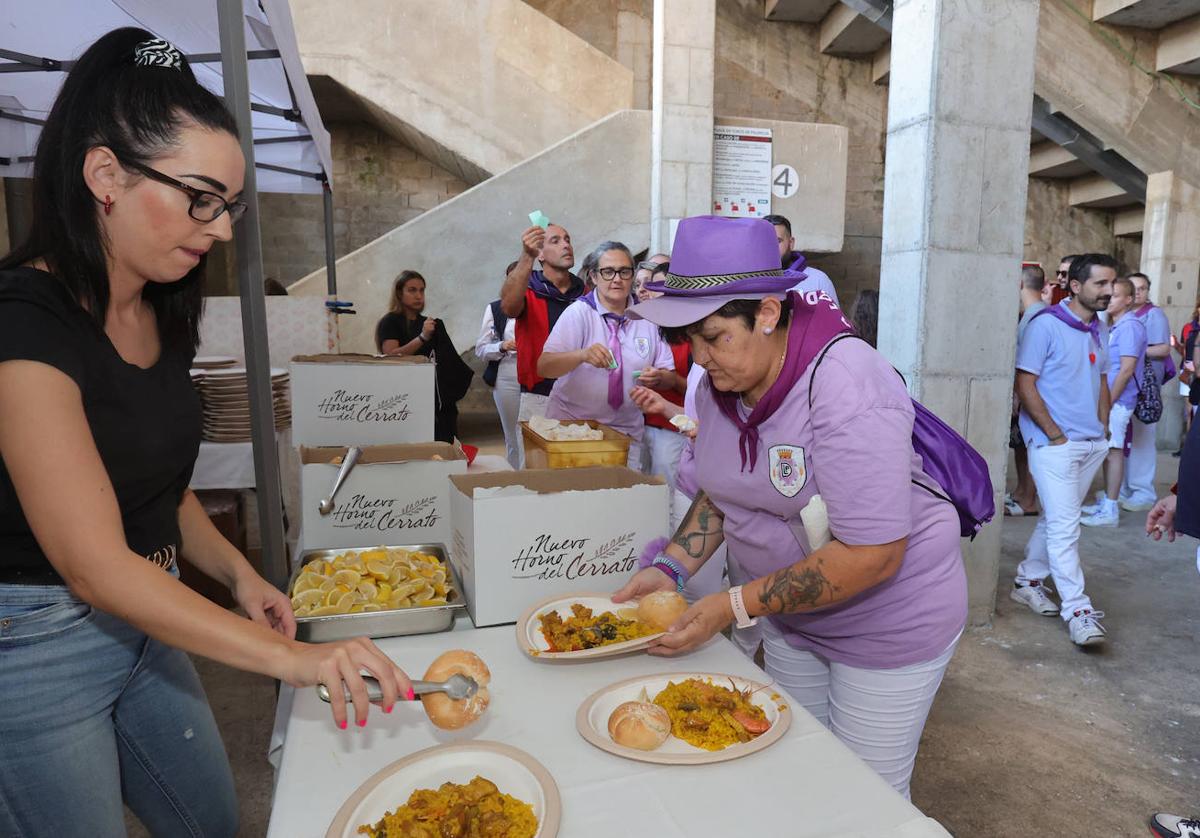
[
  {"xmin": 1017, "ymin": 439, "xmax": 1107, "ymax": 618},
  {"xmin": 761, "ymin": 618, "xmax": 959, "ymax": 800},
  {"xmin": 1121, "ymin": 418, "xmax": 1158, "ymax": 506},
  {"xmin": 492, "ymin": 363, "xmax": 522, "ymax": 470},
  {"xmin": 643, "ymin": 426, "xmax": 687, "ymax": 492}
]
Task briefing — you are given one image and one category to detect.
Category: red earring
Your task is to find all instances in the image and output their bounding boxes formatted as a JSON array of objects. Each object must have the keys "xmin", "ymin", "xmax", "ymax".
[{"xmin": 103, "ymin": 195, "xmax": 113, "ymax": 215}]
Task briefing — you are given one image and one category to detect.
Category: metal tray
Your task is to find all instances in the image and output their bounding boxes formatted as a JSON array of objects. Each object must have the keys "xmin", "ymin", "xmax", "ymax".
[{"xmin": 289, "ymin": 543, "xmax": 463, "ymax": 642}]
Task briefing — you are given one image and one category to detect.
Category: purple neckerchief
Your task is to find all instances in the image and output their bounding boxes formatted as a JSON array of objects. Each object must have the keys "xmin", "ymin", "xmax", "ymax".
[
  {"xmin": 643, "ymin": 270, "xmax": 805, "ymax": 299},
  {"xmin": 1135, "ymin": 303, "xmax": 1156, "ymax": 318},
  {"xmin": 785, "ymin": 251, "xmax": 807, "ymax": 272},
  {"xmin": 1029, "ymin": 302, "xmax": 1101, "ymax": 352},
  {"xmin": 712, "ymin": 290, "xmax": 853, "ymax": 471},
  {"xmin": 528, "ymin": 269, "xmax": 584, "ymax": 303},
  {"xmin": 580, "ymin": 290, "xmax": 633, "ymax": 410}
]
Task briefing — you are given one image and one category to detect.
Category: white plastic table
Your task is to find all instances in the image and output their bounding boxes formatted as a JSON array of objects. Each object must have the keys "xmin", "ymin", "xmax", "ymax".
[{"xmin": 267, "ymin": 622, "xmax": 950, "ymax": 837}]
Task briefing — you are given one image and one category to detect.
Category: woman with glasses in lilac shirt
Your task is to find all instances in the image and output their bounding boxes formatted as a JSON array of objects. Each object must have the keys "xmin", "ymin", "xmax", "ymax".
[{"xmin": 537, "ymin": 241, "xmax": 680, "ymax": 469}]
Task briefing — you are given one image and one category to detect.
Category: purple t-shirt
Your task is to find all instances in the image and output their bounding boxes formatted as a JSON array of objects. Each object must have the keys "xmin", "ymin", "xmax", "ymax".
[
  {"xmin": 1107, "ymin": 314, "xmax": 1147, "ymax": 409},
  {"xmin": 543, "ymin": 296, "xmax": 674, "ymax": 440},
  {"xmin": 693, "ymin": 337, "xmax": 967, "ymax": 669}
]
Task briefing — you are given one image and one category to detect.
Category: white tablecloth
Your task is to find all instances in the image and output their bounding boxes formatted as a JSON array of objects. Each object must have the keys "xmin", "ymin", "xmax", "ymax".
[
  {"xmin": 190, "ymin": 431, "xmax": 292, "ymax": 491},
  {"xmin": 266, "ymin": 622, "xmax": 950, "ymax": 838}
]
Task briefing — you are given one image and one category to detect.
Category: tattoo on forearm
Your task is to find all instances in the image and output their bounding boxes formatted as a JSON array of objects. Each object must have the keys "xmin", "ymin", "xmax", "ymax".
[
  {"xmin": 757, "ymin": 561, "xmax": 839, "ymax": 613},
  {"xmin": 671, "ymin": 491, "xmax": 724, "ymax": 559}
]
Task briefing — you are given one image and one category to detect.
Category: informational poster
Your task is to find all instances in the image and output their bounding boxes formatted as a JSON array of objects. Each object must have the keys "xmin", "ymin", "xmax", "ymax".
[{"xmin": 712, "ymin": 125, "xmax": 773, "ymax": 219}]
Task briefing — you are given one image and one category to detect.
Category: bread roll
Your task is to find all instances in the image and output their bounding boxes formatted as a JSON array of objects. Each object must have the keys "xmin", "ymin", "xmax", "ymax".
[
  {"xmin": 636, "ymin": 590, "xmax": 687, "ymax": 630},
  {"xmin": 421, "ymin": 650, "xmax": 491, "ymax": 730},
  {"xmin": 608, "ymin": 701, "xmax": 671, "ymax": 750}
]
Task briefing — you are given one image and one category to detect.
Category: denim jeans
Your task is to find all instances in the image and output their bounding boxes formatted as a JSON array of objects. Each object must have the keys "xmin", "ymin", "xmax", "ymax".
[{"xmin": 0, "ymin": 583, "xmax": 237, "ymax": 837}]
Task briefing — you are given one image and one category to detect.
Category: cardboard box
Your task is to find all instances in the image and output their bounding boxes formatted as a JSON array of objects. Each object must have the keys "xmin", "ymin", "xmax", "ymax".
[
  {"xmin": 300, "ymin": 443, "xmax": 467, "ymax": 551},
  {"xmin": 449, "ymin": 467, "xmax": 670, "ymax": 627},
  {"xmin": 290, "ymin": 354, "xmax": 435, "ymax": 447}
]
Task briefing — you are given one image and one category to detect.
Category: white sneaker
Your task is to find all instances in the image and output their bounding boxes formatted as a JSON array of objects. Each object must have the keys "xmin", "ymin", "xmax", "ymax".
[
  {"xmin": 1010, "ymin": 581, "xmax": 1058, "ymax": 616},
  {"xmin": 1068, "ymin": 609, "xmax": 1107, "ymax": 646},
  {"xmin": 1081, "ymin": 490, "xmax": 1106, "ymax": 516},
  {"xmin": 1081, "ymin": 506, "xmax": 1119, "ymax": 527},
  {"xmin": 1120, "ymin": 498, "xmax": 1155, "ymax": 512},
  {"xmin": 1151, "ymin": 812, "xmax": 1200, "ymax": 838}
]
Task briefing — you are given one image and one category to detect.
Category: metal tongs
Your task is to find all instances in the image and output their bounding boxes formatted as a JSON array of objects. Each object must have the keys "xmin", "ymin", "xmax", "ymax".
[{"xmin": 317, "ymin": 674, "xmax": 479, "ymax": 705}]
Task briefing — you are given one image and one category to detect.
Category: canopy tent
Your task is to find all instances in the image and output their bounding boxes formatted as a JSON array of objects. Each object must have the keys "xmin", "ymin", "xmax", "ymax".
[
  {"xmin": 0, "ymin": 0, "xmax": 333, "ymax": 587},
  {"xmin": 1, "ymin": 0, "xmax": 331, "ymax": 194}
]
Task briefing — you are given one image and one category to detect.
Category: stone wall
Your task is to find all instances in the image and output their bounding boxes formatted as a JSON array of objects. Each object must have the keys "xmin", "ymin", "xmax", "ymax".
[
  {"xmin": 1023, "ymin": 177, "xmax": 1142, "ymax": 275},
  {"xmin": 253, "ymin": 122, "xmax": 469, "ymax": 288}
]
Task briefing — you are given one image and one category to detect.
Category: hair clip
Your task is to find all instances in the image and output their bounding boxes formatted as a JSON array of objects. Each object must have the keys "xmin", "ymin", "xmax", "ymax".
[{"xmin": 133, "ymin": 38, "xmax": 183, "ymax": 71}]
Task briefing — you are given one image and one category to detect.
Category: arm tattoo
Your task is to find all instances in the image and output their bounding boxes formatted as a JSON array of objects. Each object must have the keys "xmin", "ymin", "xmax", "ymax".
[
  {"xmin": 757, "ymin": 560, "xmax": 839, "ymax": 614},
  {"xmin": 671, "ymin": 491, "xmax": 724, "ymax": 559}
]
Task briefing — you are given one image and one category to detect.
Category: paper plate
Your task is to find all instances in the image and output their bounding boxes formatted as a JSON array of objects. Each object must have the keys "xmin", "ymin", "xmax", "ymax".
[
  {"xmin": 576, "ymin": 671, "xmax": 792, "ymax": 765},
  {"xmin": 191, "ymin": 355, "xmax": 237, "ymax": 369},
  {"xmin": 516, "ymin": 592, "xmax": 665, "ymax": 661},
  {"xmin": 325, "ymin": 741, "xmax": 560, "ymax": 838}
]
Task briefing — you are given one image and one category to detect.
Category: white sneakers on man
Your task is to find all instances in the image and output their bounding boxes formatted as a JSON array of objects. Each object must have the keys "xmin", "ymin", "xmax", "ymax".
[
  {"xmin": 1068, "ymin": 609, "xmax": 1107, "ymax": 646},
  {"xmin": 1010, "ymin": 581, "xmax": 1058, "ymax": 616},
  {"xmin": 1080, "ymin": 489, "xmax": 1106, "ymax": 516}
]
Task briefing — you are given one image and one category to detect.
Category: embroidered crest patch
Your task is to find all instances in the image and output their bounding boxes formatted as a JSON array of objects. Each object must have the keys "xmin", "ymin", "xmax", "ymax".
[{"xmin": 768, "ymin": 444, "xmax": 807, "ymax": 498}]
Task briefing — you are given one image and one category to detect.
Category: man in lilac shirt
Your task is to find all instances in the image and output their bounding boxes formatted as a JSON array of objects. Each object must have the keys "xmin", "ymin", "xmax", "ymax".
[
  {"xmin": 764, "ymin": 213, "xmax": 840, "ymax": 307},
  {"xmin": 1082, "ymin": 275, "xmax": 1147, "ymax": 527},
  {"xmin": 1013, "ymin": 253, "xmax": 1115, "ymax": 647},
  {"xmin": 1122, "ymin": 272, "xmax": 1173, "ymax": 510}
]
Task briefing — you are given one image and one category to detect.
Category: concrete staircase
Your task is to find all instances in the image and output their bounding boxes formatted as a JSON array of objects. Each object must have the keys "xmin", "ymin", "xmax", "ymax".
[
  {"xmin": 289, "ymin": 110, "xmax": 653, "ymax": 354},
  {"xmin": 288, "ymin": 0, "xmax": 634, "ymax": 185}
]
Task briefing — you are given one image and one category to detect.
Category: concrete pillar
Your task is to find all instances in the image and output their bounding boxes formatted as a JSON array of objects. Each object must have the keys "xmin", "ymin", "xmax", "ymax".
[
  {"xmin": 877, "ymin": 0, "xmax": 1040, "ymax": 624},
  {"xmin": 649, "ymin": 0, "xmax": 715, "ymax": 253},
  {"xmin": 1142, "ymin": 171, "xmax": 1200, "ymax": 449}
]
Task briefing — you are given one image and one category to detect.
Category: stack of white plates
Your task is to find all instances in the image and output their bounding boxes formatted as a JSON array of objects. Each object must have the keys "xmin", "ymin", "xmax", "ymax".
[
  {"xmin": 190, "ymin": 366, "xmax": 291, "ymax": 442},
  {"xmin": 191, "ymin": 355, "xmax": 238, "ymax": 370}
]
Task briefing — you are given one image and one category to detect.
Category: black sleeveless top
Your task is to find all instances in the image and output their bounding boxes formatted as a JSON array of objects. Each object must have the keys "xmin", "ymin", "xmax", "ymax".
[{"xmin": 0, "ymin": 267, "xmax": 201, "ymax": 584}]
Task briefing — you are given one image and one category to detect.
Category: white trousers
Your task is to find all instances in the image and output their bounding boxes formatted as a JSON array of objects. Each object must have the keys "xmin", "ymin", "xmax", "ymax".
[
  {"xmin": 761, "ymin": 618, "xmax": 960, "ymax": 799},
  {"xmin": 491, "ymin": 363, "xmax": 522, "ymax": 470},
  {"xmin": 1121, "ymin": 418, "xmax": 1158, "ymax": 505},
  {"xmin": 672, "ymin": 488, "xmax": 762, "ymax": 659},
  {"xmin": 516, "ymin": 393, "xmax": 550, "ymax": 469},
  {"xmin": 1018, "ymin": 439, "xmax": 1107, "ymax": 618},
  {"xmin": 643, "ymin": 426, "xmax": 687, "ymax": 492}
]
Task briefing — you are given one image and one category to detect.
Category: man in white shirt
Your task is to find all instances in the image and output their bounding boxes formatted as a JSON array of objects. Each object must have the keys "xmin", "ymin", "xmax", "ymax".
[
  {"xmin": 1122, "ymin": 272, "xmax": 1173, "ymax": 511},
  {"xmin": 764, "ymin": 214, "xmax": 840, "ymax": 307}
]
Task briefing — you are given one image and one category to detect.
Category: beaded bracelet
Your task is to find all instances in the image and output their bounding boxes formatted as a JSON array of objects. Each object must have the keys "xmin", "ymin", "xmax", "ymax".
[{"xmin": 651, "ymin": 554, "xmax": 689, "ymax": 593}]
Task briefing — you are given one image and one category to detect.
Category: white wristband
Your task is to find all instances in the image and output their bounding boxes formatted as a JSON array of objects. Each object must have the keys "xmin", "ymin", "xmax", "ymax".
[{"xmin": 729, "ymin": 585, "xmax": 757, "ymax": 629}]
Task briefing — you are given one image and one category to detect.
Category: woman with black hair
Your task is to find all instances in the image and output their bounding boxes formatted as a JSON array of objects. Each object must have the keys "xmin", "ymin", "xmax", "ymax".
[
  {"xmin": 0, "ymin": 29, "xmax": 411, "ymax": 837},
  {"xmin": 376, "ymin": 270, "xmax": 475, "ymax": 442}
]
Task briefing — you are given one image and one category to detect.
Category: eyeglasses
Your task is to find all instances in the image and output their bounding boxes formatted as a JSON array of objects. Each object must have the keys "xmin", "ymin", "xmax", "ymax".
[
  {"xmin": 119, "ymin": 158, "xmax": 247, "ymax": 224},
  {"xmin": 595, "ymin": 267, "xmax": 635, "ymax": 281},
  {"xmin": 1055, "ymin": 270, "xmax": 1069, "ymax": 277}
]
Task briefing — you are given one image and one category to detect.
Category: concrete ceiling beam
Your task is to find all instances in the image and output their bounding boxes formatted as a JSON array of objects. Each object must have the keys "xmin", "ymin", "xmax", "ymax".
[
  {"xmin": 1157, "ymin": 14, "xmax": 1200, "ymax": 75},
  {"xmin": 871, "ymin": 43, "xmax": 890, "ymax": 85},
  {"xmin": 819, "ymin": 3, "xmax": 890, "ymax": 56},
  {"xmin": 1069, "ymin": 173, "xmax": 1139, "ymax": 208},
  {"xmin": 1113, "ymin": 206, "xmax": 1146, "ymax": 236},
  {"xmin": 1093, "ymin": 0, "xmax": 1200, "ymax": 29},
  {"xmin": 764, "ymin": 0, "xmax": 840, "ymax": 23},
  {"xmin": 1028, "ymin": 141, "xmax": 1092, "ymax": 177}
]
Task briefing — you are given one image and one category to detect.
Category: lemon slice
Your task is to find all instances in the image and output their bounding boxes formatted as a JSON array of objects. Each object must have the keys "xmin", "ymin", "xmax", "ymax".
[
  {"xmin": 348, "ymin": 603, "xmax": 365, "ymax": 613},
  {"xmin": 365, "ymin": 559, "xmax": 391, "ymax": 580},
  {"xmin": 291, "ymin": 588, "xmax": 324, "ymax": 609},
  {"xmin": 361, "ymin": 603, "xmax": 383, "ymax": 612},
  {"xmin": 308, "ymin": 604, "xmax": 341, "ymax": 617},
  {"xmin": 332, "ymin": 569, "xmax": 362, "ymax": 588},
  {"xmin": 357, "ymin": 581, "xmax": 378, "ymax": 600},
  {"xmin": 332, "ymin": 591, "xmax": 357, "ymax": 613},
  {"xmin": 375, "ymin": 582, "xmax": 392, "ymax": 602},
  {"xmin": 319, "ymin": 578, "xmax": 337, "ymax": 593}
]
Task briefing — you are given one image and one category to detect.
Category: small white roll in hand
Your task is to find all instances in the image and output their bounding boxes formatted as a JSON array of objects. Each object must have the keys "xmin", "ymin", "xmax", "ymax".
[{"xmin": 800, "ymin": 494, "xmax": 831, "ymax": 551}]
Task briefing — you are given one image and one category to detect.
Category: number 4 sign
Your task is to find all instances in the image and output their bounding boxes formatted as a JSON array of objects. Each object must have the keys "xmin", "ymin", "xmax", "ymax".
[{"xmin": 771, "ymin": 164, "xmax": 799, "ymax": 199}]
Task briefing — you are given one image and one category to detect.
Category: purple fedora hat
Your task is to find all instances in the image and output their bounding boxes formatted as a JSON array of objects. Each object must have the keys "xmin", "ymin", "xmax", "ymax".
[{"xmin": 628, "ymin": 215, "xmax": 804, "ymax": 327}]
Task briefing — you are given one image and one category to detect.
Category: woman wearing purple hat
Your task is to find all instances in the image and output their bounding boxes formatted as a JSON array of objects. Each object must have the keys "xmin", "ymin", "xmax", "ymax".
[
  {"xmin": 614, "ymin": 216, "xmax": 967, "ymax": 798},
  {"xmin": 537, "ymin": 241, "xmax": 680, "ymax": 468}
]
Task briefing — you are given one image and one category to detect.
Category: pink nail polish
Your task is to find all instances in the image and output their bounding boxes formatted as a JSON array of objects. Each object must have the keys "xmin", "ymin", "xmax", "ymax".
[
  {"xmin": 384, "ymin": 704, "xmax": 394, "ymax": 714},
  {"xmin": 357, "ymin": 718, "xmax": 367, "ymax": 728},
  {"xmin": 338, "ymin": 720, "xmax": 347, "ymax": 730},
  {"xmin": 406, "ymin": 686, "xmax": 416, "ymax": 701}
]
